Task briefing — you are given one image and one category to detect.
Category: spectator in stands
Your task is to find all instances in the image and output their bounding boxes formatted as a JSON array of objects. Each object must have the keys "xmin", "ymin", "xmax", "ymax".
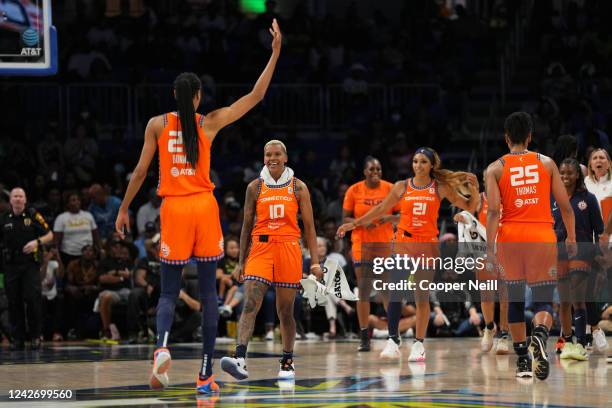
[
  {"xmin": 65, "ymin": 244, "xmax": 99, "ymax": 340},
  {"xmin": 41, "ymin": 246, "xmax": 64, "ymax": 341},
  {"xmin": 136, "ymin": 188, "xmax": 161, "ymax": 236},
  {"xmin": 96, "ymin": 239, "xmax": 133, "ymax": 340},
  {"xmin": 127, "ymin": 234, "xmax": 161, "ymax": 343},
  {"xmin": 134, "ymin": 221, "xmax": 158, "ymax": 259},
  {"xmin": 88, "ymin": 183, "xmax": 122, "ymax": 241},
  {"xmin": 54, "ymin": 192, "xmax": 101, "ymax": 266},
  {"xmin": 36, "ymin": 131, "xmax": 64, "ymax": 178},
  {"xmin": 216, "ymin": 237, "xmax": 239, "ymax": 302},
  {"xmin": 64, "ymin": 123, "xmax": 99, "ymax": 183},
  {"xmin": 326, "ymin": 183, "xmax": 349, "ymax": 225}
]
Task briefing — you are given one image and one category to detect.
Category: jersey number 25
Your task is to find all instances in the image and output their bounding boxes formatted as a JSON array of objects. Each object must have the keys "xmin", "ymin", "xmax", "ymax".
[{"xmin": 509, "ymin": 165, "xmax": 539, "ymax": 186}]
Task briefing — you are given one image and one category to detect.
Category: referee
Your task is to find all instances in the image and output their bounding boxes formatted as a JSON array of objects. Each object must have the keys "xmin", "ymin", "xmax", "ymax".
[{"xmin": 0, "ymin": 188, "xmax": 53, "ymax": 350}]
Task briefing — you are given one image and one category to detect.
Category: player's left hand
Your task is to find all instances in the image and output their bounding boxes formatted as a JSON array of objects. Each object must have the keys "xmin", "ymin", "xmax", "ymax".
[
  {"xmin": 310, "ymin": 263, "xmax": 323, "ymax": 280},
  {"xmin": 270, "ymin": 18, "xmax": 282, "ymax": 53},
  {"xmin": 336, "ymin": 222, "xmax": 356, "ymax": 238},
  {"xmin": 466, "ymin": 173, "xmax": 479, "ymax": 189}
]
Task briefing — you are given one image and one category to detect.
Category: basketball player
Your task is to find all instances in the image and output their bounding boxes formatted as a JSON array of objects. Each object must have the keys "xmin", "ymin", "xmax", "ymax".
[
  {"xmin": 485, "ymin": 112, "xmax": 576, "ymax": 380},
  {"xmin": 220, "ymin": 140, "xmax": 322, "ymax": 380},
  {"xmin": 343, "ymin": 156, "xmax": 399, "ymax": 352},
  {"xmin": 554, "ymin": 158, "xmax": 603, "ymax": 361},
  {"xmin": 337, "ymin": 147, "xmax": 479, "ymax": 362},
  {"xmin": 454, "ymin": 172, "xmax": 510, "ymax": 354},
  {"xmin": 114, "ymin": 19, "xmax": 283, "ymax": 394}
]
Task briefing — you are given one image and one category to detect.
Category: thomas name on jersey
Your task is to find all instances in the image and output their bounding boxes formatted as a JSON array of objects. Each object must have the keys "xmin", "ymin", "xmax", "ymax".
[{"xmin": 515, "ymin": 185, "xmax": 537, "ymax": 196}]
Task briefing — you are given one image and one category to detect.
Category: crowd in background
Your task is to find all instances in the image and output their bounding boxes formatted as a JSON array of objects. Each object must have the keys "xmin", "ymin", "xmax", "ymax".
[{"xmin": 1, "ymin": 1, "xmax": 612, "ymax": 344}]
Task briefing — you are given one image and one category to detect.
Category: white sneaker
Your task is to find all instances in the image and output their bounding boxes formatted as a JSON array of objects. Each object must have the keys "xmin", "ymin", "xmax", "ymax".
[
  {"xmin": 495, "ymin": 334, "xmax": 510, "ymax": 355},
  {"xmin": 380, "ymin": 338, "xmax": 401, "ymax": 360},
  {"xmin": 593, "ymin": 329, "xmax": 609, "ymax": 353},
  {"xmin": 220, "ymin": 356, "xmax": 249, "ymax": 380},
  {"xmin": 278, "ymin": 359, "xmax": 295, "ymax": 379},
  {"xmin": 218, "ymin": 305, "xmax": 233, "ymax": 318},
  {"xmin": 265, "ymin": 330, "xmax": 274, "ymax": 341},
  {"xmin": 481, "ymin": 327, "xmax": 495, "ymax": 352},
  {"xmin": 408, "ymin": 341, "xmax": 426, "ymax": 362},
  {"xmin": 372, "ymin": 328, "xmax": 389, "ymax": 339}
]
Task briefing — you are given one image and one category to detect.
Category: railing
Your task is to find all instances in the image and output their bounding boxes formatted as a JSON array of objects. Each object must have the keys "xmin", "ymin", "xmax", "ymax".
[{"xmin": 9, "ymin": 83, "xmax": 441, "ymax": 134}]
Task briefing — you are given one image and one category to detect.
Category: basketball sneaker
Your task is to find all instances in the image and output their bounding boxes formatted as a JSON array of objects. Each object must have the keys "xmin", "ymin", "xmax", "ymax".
[
  {"xmin": 559, "ymin": 342, "xmax": 574, "ymax": 360},
  {"xmin": 494, "ymin": 334, "xmax": 510, "ymax": 355},
  {"xmin": 220, "ymin": 356, "xmax": 248, "ymax": 380},
  {"xmin": 568, "ymin": 343, "xmax": 589, "ymax": 361},
  {"xmin": 481, "ymin": 327, "xmax": 495, "ymax": 352},
  {"xmin": 515, "ymin": 355, "xmax": 533, "ymax": 378},
  {"xmin": 150, "ymin": 347, "xmax": 171, "ymax": 389},
  {"xmin": 196, "ymin": 374, "xmax": 220, "ymax": 394},
  {"xmin": 592, "ymin": 328, "xmax": 609, "ymax": 353},
  {"xmin": 555, "ymin": 336, "xmax": 566, "ymax": 354},
  {"xmin": 278, "ymin": 358, "xmax": 295, "ymax": 379},
  {"xmin": 358, "ymin": 329, "xmax": 371, "ymax": 352},
  {"xmin": 380, "ymin": 338, "xmax": 401, "ymax": 360},
  {"xmin": 528, "ymin": 335, "xmax": 550, "ymax": 380},
  {"xmin": 408, "ymin": 340, "xmax": 426, "ymax": 362}
]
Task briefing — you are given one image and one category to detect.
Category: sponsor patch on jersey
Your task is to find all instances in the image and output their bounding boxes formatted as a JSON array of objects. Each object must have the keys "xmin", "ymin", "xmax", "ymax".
[{"xmin": 514, "ymin": 198, "xmax": 524, "ymax": 208}]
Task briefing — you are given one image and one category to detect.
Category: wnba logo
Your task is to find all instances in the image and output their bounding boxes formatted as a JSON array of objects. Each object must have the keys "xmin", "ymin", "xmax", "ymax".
[{"xmin": 22, "ymin": 28, "xmax": 39, "ymax": 47}]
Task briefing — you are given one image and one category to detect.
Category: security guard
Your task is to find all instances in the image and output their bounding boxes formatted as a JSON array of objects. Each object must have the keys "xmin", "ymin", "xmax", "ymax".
[{"xmin": 0, "ymin": 188, "xmax": 53, "ymax": 350}]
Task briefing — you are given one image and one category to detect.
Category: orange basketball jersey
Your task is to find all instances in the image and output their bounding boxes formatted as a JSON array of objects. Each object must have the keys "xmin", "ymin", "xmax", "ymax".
[
  {"xmin": 252, "ymin": 177, "xmax": 300, "ymax": 237},
  {"xmin": 343, "ymin": 180, "xmax": 398, "ymax": 244},
  {"xmin": 498, "ymin": 151, "xmax": 552, "ymax": 225},
  {"xmin": 397, "ymin": 179, "xmax": 441, "ymax": 238},
  {"xmin": 157, "ymin": 112, "xmax": 215, "ymax": 197}
]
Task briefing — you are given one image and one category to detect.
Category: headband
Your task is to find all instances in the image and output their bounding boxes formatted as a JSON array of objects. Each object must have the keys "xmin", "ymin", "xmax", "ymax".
[{"xmin": 415, "ymin": 147, "xmax": 434, "ymax": 163}]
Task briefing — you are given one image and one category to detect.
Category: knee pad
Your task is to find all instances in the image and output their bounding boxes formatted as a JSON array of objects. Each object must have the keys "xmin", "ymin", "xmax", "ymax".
[{"xmin": 508, "ymin": 301, "xmax": 526, "ymax": 323}]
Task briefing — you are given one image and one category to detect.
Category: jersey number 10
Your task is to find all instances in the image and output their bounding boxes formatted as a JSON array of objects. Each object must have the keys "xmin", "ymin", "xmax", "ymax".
[
  {"xmin": 509, "ymin": 165, "xmax": 539, "ymax": 186},
  {"xmin": 270, "ymin": 204, "xmax": 285, "ymax": 219}
]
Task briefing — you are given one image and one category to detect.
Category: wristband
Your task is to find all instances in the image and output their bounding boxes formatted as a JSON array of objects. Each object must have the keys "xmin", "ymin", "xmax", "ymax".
[{"xmin": 310, "ymin": 264, "xmax": 321, "ymax": 270}]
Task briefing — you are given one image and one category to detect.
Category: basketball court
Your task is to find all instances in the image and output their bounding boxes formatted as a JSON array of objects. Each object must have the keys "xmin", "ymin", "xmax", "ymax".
[{"xmin": 1, "ymin": 338, "xmax": 609, "ymax": 407}]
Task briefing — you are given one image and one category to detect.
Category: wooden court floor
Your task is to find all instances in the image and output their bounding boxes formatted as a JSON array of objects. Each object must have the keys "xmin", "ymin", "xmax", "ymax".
[{"xmin": 0, "ymin": 337, "xmax": 610, "ymax": 407}]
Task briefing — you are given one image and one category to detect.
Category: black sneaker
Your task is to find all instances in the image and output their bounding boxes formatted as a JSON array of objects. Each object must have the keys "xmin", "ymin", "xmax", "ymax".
[
  {"xmin": 528, "ymin": 335, "xmax": 550, "ymax": 380},
  {"xmin": 358, "ymin": 330, "xmax": 370, "ymax": 352},
  {"xmin": 516, "ymin": 355, "xmax": 532, "ymax": 378}
]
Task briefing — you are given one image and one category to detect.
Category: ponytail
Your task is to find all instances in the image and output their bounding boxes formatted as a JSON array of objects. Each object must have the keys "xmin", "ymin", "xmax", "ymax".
[{"xmin": 174, "ymin": 72, "xmax": 202, "ymax": 169}]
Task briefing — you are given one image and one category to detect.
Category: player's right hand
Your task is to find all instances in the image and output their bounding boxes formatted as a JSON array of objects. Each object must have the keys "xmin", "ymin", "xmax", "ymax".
[
  {"xmin": 115, "ymin": 208, "xmax": 130, "ymax": 240},
  {"xmin": 233, "ymin": 264, "xmax": 245, "ymax": 283},
  {"xmin": 336, "ymin": 222, "xmax": 356, "ymax": 238}
]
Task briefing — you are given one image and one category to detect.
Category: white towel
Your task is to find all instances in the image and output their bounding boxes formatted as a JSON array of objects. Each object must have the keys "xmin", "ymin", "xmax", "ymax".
[{"xmin": 260, "ymin": 166, "xmax": 294, "ymax": 186}]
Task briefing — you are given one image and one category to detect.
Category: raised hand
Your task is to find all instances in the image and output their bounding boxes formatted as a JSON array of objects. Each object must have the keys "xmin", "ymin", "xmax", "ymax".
[{"xmin": 269, "ymin": 18, "xmax": 282, "ymax": 53}]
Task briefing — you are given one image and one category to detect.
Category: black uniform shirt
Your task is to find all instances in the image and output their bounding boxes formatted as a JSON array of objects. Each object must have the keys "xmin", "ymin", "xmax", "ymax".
[{"xmin": 0, "ymin": 207, "xmax": 50, "ymax": 264}]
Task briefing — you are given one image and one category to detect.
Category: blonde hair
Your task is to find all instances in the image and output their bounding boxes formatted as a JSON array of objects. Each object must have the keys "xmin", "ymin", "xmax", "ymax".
[
  {"xmin": 264, "ymin": 139, "xmax": 287, "ymax": 154},
  {"xmin": 415, "ymin": 148, "xmax": 474, "ymax": 195},
  {"xmin": 587, "ymin": 148, "xmax": 612, "ymax": 182}
]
